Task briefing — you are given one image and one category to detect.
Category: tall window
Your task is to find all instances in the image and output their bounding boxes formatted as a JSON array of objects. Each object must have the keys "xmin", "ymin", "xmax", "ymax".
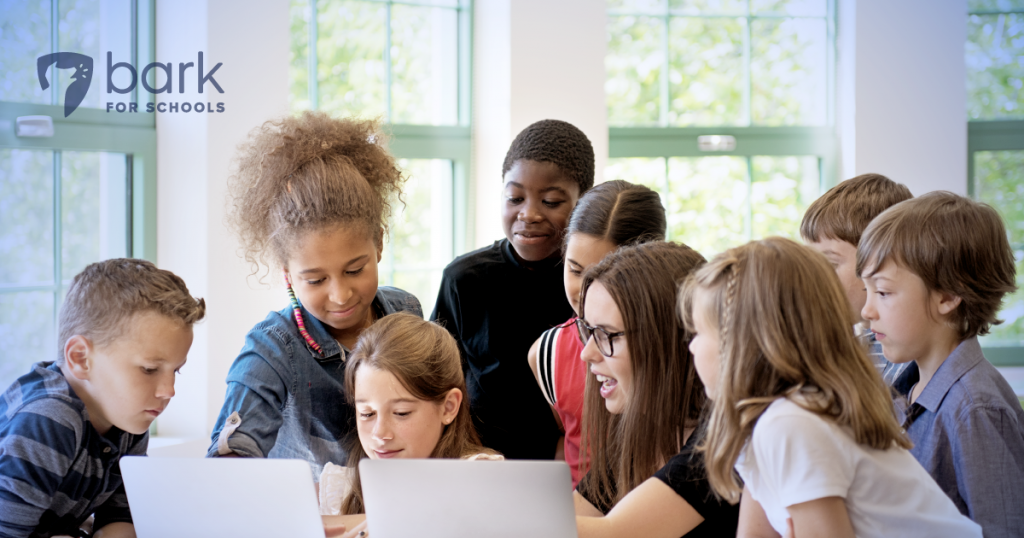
[
  {"xmin": 290, "ymin": 0, "xmax": 471, "ymax": 309},
  {"xmin": 0, "ymin": 0, "xmax": 156, "ymax": 391},
  {"xmin": 967, "ymin": 0, "xmax": 1024, "ymax": 363},
  {"xmin": 605, "ymin": 0, "xmax": 836, "ymax": 257}
]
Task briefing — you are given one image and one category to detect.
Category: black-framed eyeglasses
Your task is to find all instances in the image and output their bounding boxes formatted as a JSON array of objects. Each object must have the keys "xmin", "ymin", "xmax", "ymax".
[{"xmin": 575, "ymin": 318, "xmax": 625, "ymax": 358}]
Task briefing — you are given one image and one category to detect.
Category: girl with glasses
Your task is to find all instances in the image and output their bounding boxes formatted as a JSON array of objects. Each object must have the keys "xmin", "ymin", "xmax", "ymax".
[
  {"xmin": 528, "ymin": 180, "xmax": 666, "ymax": 488},
  {"xmin": 573, "ymin": 242, "xmax": 739, "ymax": 538}
]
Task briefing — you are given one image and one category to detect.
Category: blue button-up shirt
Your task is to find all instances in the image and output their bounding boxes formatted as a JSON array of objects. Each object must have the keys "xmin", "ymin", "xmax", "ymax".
[
  {"xmin": 207, "ymin": 287, "xmax": 421, "ymax": 477},
  {"xmin": 894, "ymin": 337, "xmax": 1024, "ymax": 538}
]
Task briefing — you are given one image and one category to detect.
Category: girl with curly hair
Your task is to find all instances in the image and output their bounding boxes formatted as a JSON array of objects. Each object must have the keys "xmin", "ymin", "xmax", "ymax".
[{"xmin": 208, "ymin": 112, "xmax": 422, "ymax": 480}]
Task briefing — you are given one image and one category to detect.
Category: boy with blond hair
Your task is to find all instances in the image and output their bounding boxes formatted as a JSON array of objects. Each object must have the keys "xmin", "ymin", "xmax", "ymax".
[
  {"xmin": 858, "ymin": 192, "xmax": 1024, "ymax": 538},
  {"xmin": 0, "ymin": 259, "xmax": 205, "ymax": 538},
  {"xmin": 801, "ymin": 173, "xmax": 913, "ymax": 385}
]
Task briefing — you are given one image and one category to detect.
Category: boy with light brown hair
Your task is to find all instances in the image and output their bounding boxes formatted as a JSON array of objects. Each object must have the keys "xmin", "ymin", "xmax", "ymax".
[
  {"xmin": 800, "ymin": 173, "xmax": 913, "ymax": 385},
  {"xmin": 0, "ymin": 259, "xmax": 205, "ymax": 538},
  {"xmin": 857, "ymin": 192, "xmax": 1024, "ymax": 538}
]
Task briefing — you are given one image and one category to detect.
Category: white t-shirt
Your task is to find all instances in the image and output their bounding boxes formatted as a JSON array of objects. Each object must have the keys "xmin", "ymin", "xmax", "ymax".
[{"xmin": 735, "ymin": 398, "xmax": 981, "ymax": 538}]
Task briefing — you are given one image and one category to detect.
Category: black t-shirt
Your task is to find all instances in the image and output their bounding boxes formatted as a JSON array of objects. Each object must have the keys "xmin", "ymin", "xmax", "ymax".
[
  {"xmin": 578, "ymin": 433, "xmax": 740, "ymax": 538},
  {"xmin": 431, "ymin": 239, "xmax": 572, "ymax": 459}
]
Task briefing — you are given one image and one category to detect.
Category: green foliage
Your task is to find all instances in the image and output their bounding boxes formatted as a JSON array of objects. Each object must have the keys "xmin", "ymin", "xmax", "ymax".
[
  {"xmin": 668, "ymin": 16, "xmax": 744, "ymax": 125},
  {"xmin": 605, "ymin": 155, "xmax": 819, "ymax": 258},
  {"xmin": 607, "ymin": 15, "xmax": 663, "ymax": 126},
  {"xmin": 976, "ymin": 150, "xmax": 1024, "ymax": 343},
  {"xmin": 0, "ymin": 292, "xmax": 54, "ymax": 399},
  {"xmin": 378, "ymin": 158, "xmax": 452, "ymax": 310},
  {"xmin": 607, "ymin": 3, "xmax": 827, "ymax": 126},
  {"xmin": 314, "ymin": 0, "xmax": 387, "ymax": 119},
  {"xmin": 0, "ymin": 0, "xmax": 50, "ymax": 104},
  {"xmin": 0, "ymin": 149, "xmax": 54, "ymax": 285},
  {"xmin": 967, "ymin": 12, "xmax": 1024, "ymax": 120},
  {"xmin": 390, "ymin": 5, "xmax": 458, "ymax": 125}
]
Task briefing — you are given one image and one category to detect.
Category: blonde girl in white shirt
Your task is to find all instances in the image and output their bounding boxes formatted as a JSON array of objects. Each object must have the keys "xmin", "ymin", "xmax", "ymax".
[
  {"xmin": 680, "ymin": 237, "xmax": 980, "ymax": 538},
  {"xmin": 319, "ymin": 313, "xmax": 500, "ymax": 537}
]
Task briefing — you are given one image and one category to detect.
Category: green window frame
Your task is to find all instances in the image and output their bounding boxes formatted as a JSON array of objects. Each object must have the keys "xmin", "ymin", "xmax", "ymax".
[
  {"xmin": 966, "ymin": 3, "xmax": 1024, "ymax": 366},
  {"xmin": 607, "ymin": 0, "xmax": 839, "ymax": 253},
  {"xmin": 291, "ymin": 0, "xmax": 473, "ymax": 308},
  {"xmin": 0, "ymin": 0, "xmax": 157, "ymax": 387}
]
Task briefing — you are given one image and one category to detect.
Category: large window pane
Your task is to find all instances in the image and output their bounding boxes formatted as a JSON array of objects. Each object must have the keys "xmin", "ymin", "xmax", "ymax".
[
  {"xmin": 750, "ymin": 17, "xmax": 827, "ymax": 125},
  {"xmin": 58, "ymin": 0, "xmax": 133, "ymax": 110},
  {"xmin": 315, "ymin": 0, "xmax": 387, "ymax": 119},
  {"xmin": 750, "ymin": 155, "xmax": 819, "ymax": 240},
  {"xmin": 61, "ymin": 151, "xmax": 129, "ymax": 284},
  {"xmin": 607, "ymin": 15, "xmax": 663, "ymax": 126},
  {"xmin": 380, "ymin": 159, "xmax": 453, "ymax": 310},
  {"xmin": 967, "ymin": 12, "xmax": 1024, "ymax": 120},
  {"xmin": 604, "ymin": 157, "xmax": 667, "ymax": 195},
  {"xmin": 390, "ymin": 4, "xmax": 458, "ymax": 125},
  {"xmin": 0, "ymin": 292, "xmax": 55, "ymax": 397},
  {"xmin": 606, "ymin": 155, "xmax": 819, "ymax": 258},
  {"xmin": 668, "ymin": 156, "xmax": 748, "ymax": 256},
  {"xmin": 975, "ymin": 150, "xmax": 1024, "ymax": 343},
  {"xmin": 0, "ymin": 149, "xmax": 54, "ymax": 287},
  {"xmin": 290, "ymin": 0, "xmax": 312, "ymax": 112},
  {"xmin": 0, "ymin": 0, "xmax": 50, "ymax": 104},
  {"xmin": 669, "ymin": 16, "xmax": 745, "ymax": 126}
]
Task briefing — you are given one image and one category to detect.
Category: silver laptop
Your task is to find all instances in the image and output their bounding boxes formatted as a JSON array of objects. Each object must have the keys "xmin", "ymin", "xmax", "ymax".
[
  {"xmin": 120, "ymin": 456, "xmax": 323, "ymax": 538},
  {"xmin": 360, "ymin": 459, "xmax": 578, "ymax": 538}
]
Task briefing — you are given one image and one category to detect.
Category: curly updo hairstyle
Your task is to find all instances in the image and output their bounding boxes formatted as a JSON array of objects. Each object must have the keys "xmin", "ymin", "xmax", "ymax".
[{"xmin": 227, "ymin": 111, "xmax": 405, "ymax": 270}]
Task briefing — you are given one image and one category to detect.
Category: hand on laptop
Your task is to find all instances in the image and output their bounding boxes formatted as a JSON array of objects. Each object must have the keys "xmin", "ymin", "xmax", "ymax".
[{"xmin": 323, "ymin": 516, "xmax": 348, "ymax": 537}]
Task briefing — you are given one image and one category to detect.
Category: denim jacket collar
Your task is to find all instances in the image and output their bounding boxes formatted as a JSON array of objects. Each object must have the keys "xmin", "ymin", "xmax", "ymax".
[
  {"xmin": 914, "ymin": 336, "xmax": 985, "ymax": 412},
  {"xmin": 295, "ymin": 287, "xmax": 414, "ymax": 362}
]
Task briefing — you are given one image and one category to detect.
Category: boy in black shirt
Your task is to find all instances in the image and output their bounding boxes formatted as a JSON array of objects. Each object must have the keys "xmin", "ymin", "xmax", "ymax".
[{"xmin": 432, "ymin": 119, "xmax": 595, "ymax": 459}]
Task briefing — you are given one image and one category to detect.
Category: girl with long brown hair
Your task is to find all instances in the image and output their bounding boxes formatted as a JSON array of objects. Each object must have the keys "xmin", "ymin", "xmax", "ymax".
[
  {"xmin": 682, "ymin": 237, "xmax": 980, "ymax": 538},
  {"xmin": 573, "ymin": 242, "xmax": 739, "ymax": 538},
  {"xmin": 319, "ymin": 313, "xmax": 500, "ymax": 531}
]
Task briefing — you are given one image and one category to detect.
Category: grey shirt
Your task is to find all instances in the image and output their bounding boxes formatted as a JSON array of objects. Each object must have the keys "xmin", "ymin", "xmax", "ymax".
[{"xmin": 893, "ymin": 337, "xmax": 1024, "ymax": 538}]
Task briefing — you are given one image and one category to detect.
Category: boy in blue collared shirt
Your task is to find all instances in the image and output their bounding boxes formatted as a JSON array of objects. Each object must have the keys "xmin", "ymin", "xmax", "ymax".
[
  {"xmin": 858, "ymin": 192, "xmax": 1024, "ymax": 538},
  {"xmin": 0, "ymin": 259, "xmax": 205, "ymax": 538}
]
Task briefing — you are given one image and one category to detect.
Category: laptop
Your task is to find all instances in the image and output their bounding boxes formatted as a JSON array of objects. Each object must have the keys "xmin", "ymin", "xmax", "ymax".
[
  {"xmin": 360, "ymin": 459, "xmax": 578, "ymax": 538},
  {"xmin": 120, "ymin": 456, "xmax": 323, "ymax": 538}
]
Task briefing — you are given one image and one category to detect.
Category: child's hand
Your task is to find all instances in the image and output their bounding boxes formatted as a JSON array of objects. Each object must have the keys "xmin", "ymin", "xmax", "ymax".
[
  {"xmin": 322, "ymin": 515, "xmax": 347, "ymax": 537},
  {"xmin": 784, "ymin": 517, "xmax": 795, "ymax": 538},
  {"xmin": 339, "ymin": 520, "xmax": 368, "ymax": 538}
]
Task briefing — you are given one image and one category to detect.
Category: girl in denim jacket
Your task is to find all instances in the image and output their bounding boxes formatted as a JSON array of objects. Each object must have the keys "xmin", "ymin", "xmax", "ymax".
[{"xmin": 208, "ymin": 112, "xmax": 422, "ymax": 477}]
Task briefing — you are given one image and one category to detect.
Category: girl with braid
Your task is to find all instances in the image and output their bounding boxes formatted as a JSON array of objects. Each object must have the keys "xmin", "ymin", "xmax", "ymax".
[
  {"xmin": 208, "ymin": 112, "xmax": 421, "ymax": 481},
  {"xmin": 681, "ymin": 237, "xmax": 979, "ymax": 538}
]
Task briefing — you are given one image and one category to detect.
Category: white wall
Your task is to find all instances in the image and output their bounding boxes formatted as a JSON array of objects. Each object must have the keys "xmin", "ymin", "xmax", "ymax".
[
  {"xmin": 472, "ymin": 0, "xmax": 608, "ymax": 248},
  {"xmin": 156, "ymin": 0, "xmax": 289, "ymax": 438},
  {"xmin": 837, "ymin": 0, "xmax": 968, "ymax": 195}
]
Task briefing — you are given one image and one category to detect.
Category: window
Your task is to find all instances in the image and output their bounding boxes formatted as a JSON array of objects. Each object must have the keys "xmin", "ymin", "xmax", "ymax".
[
  {"xmin": 967, "ymin": 0, "xmax": 1024, "ymax": 364},
  {"xmin": 290, "ymin": 0, "xmax": 471, "ymax": 309},
  {"xmin": 605, "ymin": 0, "xmax": 836, "ymax": 257},
  {"xmin": 0, "ymin": 0, "xmax": 156, "ymax": 390}
]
